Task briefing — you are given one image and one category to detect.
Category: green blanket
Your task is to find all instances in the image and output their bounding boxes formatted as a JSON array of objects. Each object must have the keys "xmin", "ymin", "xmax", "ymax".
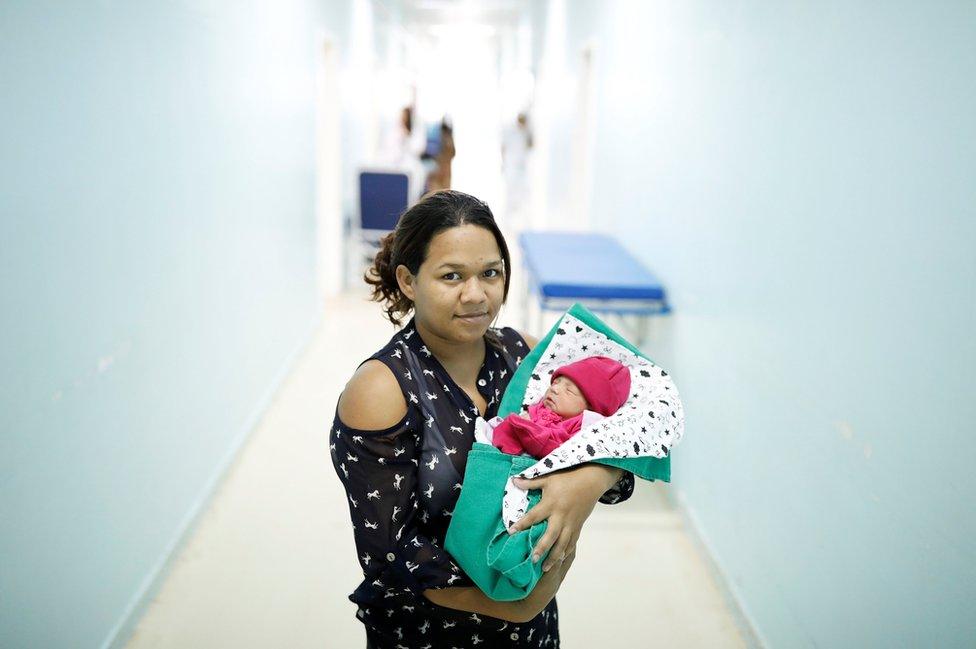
[
  {"xmin": 446, "ymin": 443, "xmax": 549, "ymax": 601},
  {"xmin": 445, "ymin": 303, "xmax": 681, "ymax": 601}
]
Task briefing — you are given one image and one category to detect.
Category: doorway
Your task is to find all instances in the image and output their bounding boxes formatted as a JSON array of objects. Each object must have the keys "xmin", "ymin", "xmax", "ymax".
[{"xmin": 569, "ymin": 41, "xmax": 597, "ymax": 230}]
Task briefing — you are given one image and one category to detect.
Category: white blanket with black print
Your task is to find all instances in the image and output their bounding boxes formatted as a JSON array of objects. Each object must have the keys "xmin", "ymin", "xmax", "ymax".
[{"xmin": 480, "ymin": 312, "xmax": 685, "ymax": 530}]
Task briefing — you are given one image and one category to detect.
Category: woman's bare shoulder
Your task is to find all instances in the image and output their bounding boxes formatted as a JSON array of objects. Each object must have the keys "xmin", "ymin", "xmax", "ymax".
[{"xmin": 337, "ymin": 359, "xmax": 408, "ymax": 431}]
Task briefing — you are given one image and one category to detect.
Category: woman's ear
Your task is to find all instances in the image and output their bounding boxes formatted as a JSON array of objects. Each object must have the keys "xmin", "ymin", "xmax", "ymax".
[{"xmin": 395, "ymin": 264, "xmax": 416, "ymax": 301}]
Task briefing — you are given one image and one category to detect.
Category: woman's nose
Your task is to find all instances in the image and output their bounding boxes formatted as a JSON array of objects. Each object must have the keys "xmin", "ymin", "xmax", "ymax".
[{"xmin": 460, "ymin": 276, "xmax": 487, "ymax": 302}]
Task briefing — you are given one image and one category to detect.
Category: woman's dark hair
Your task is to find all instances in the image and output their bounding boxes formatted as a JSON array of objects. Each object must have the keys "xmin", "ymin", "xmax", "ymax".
[{"xmin": 365, "ymin": 190, "xmax": 512, "ymax": 329}]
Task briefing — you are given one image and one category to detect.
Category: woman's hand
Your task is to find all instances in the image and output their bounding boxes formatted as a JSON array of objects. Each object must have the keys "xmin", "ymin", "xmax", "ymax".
[
  {"xmin": 506, "ymin": 543, "xmax": 577, "ymax": 622},
  {"xmin": 507, "ymin": 463, "xmax": 624, "ymax": 572}
]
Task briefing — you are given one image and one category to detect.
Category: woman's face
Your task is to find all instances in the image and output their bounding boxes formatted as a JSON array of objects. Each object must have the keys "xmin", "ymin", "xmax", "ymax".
[
  {"xmin": 543, "ymin": 376, "xmax": 589, "ymax": 418},
  {"xmin": 398, "ymin": 224, "xmax": 506, "ymax": 346}
]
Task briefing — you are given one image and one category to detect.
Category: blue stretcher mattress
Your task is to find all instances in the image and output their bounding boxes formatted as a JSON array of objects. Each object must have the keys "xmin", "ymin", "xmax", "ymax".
[{"xmin": 519, "ymin": 231, "xmax": 666, "ymax": 301}]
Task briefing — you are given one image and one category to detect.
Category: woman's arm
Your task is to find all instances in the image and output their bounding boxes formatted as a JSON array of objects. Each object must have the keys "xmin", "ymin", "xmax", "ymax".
[
  {"xmin": 335, "ymin": 362, "xmax": 477, "ymax": 599},
  {"xmin": 423, "ymin": 547, "xmax": 576, "ymax": 623},
  {"xmin": 339, "ymin": 360, "xmax": 570, "ymax": 623}
]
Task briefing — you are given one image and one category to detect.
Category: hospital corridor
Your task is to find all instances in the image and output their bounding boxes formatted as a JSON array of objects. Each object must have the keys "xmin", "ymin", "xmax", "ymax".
[{"xmin": 2, "ymin": 2, "xmax": 974, "ymax": 649}]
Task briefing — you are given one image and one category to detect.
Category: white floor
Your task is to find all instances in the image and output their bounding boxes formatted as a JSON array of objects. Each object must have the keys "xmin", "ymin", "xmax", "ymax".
[{"xmin": 123, "ymin": 291, "xmax": 754, "ymax": 649}]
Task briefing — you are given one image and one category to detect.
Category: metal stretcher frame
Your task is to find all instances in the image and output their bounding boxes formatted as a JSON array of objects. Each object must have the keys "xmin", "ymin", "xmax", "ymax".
[{"xmin": 518, "ymin": 231, "xmax": 671, "ymax": 346}]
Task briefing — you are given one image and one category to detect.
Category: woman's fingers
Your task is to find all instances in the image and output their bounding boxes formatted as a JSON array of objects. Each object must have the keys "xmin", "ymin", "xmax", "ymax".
[
  {"xmin": 513, "ymin": 475, "xmax": 545, "ymax": 491},
  {"xmin": 542, "ymin": 528, "xmax": 570, "ymax": 572},
  {"xmin": 556, "ymin": 547, "xmax": 577, "ymax": 585},
  {"xmin": 535, "ymin": 520, "xmax": 573, "ymax": 570},
  {"xmin": 508, "ymin": 500, "xmax": 550, "ymax": 535},
  {"xmin": 541, "ymin": 526, "xmax": 575, "ymax": 573},
  {"xmin": 530, "ymin": 515, "xmax": 563, "ymax": 565},
  {"xmin": 507, "ymin": 477, "xmax": 549, "ymax": 534}
]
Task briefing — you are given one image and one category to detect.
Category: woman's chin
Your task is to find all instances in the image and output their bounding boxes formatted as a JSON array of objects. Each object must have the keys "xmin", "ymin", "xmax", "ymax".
[
  {"xmin": 453, "ymin": 314, "xmax": 492, "ymax": 337},
  {"xmin": 454, "ymin": 327, "xmax": 487, "ymax": 343}
]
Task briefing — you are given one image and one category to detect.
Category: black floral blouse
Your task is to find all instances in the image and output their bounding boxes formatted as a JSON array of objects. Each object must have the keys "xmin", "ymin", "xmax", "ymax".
[{"xmin": 329, "ymin": 317, "xmax": 635, "ymax": 648}]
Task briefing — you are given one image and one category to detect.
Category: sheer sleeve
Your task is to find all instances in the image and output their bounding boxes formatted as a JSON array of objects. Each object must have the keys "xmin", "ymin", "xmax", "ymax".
[
  {"xmin": 329, "ymin": 407, "xmax": 472, "ymax": 601},
  {"xmin": 598, "ymin": 469, "xmax": 635, "ymax": 504}
]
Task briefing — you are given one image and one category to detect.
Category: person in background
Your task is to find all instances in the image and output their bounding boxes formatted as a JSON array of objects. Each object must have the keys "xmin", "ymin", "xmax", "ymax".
[
  {"xmin": 378, "ymin": 104, "xmax": 426, "ymax": 203},
  {"xmin": 501, "ymin": 111, "xmax": 533, "ymax": 215}
]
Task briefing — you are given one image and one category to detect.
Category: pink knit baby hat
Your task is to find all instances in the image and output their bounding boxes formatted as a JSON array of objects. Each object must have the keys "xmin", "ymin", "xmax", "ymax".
[{"xmin": 551, "ymin": 355, "xmax": 631, "ymax": 417}]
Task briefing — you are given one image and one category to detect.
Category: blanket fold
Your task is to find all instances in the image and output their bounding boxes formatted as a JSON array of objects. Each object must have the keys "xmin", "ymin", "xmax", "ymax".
[{"xmin": 446, "ymin": 443, "xmax": 549, "ymax": 601}]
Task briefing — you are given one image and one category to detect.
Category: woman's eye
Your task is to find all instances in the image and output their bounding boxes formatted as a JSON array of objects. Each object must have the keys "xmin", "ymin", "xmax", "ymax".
[{"xmin": 443, "ymin": 269, "xmax": 500, "ymax": 280}]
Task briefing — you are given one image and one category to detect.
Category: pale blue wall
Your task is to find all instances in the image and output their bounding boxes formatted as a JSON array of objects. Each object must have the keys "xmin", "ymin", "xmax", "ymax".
[
  {"xmin": 541, "ymin": 1, "xmax": 976, "ymax": 647},
  {"xmin": 0, "ymin": 2, "xmax": 358, "ymax": 647}
]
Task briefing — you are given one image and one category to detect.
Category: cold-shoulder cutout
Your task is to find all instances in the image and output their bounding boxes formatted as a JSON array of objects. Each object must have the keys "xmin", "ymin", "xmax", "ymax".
[{"xmin": 337, "ymin": 359, "xmax": 408, "ymax": 432}]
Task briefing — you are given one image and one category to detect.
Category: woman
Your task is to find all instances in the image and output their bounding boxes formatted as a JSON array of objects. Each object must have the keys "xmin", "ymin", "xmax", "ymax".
[{"xmin": 329, "ymin": 190, "xmax": 635, "ymax": 648}]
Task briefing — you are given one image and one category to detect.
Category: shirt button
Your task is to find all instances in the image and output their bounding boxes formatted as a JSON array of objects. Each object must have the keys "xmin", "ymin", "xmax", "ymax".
[
  {"xmin": 478, "ymin": 379, "xmax": 487, "ymax": 387},
  {"xmin": 386, "ymin": 553, "xmax": 396, "ymax": 562}
]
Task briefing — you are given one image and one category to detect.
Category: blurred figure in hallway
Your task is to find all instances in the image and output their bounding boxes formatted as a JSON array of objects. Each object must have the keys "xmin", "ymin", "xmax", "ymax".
[
  {"xmin": 394, "ymin": 106, "xmax": 417, "ymax": 163},
  {"xmin": 378, "ymin": 103, "xmax": 426, "ymax": 203},
  {"xmin": 502, "ymin": 111, "xmax": 533, "ymax": 216},
  {"xmin": 424, "ymin": 116, "xmax": 456, "ymax": 193}
]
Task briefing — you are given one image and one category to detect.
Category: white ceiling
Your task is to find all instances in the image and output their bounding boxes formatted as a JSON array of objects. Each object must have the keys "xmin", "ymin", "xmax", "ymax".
[{"xmin": 400, "ymin": 0, "xmax": 526, "ymax": 28}]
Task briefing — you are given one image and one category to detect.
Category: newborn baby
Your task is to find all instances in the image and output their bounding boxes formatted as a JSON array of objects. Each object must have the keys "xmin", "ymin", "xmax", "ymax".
[{"xmin": 487, "ymin": 355, "xmax": 631, "ymax": 458}]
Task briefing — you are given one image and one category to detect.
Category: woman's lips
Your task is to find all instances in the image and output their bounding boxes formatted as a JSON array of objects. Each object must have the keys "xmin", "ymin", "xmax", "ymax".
[{"xmin": 456, "ymin": 312, "xmax": 488, "ymax": 323}]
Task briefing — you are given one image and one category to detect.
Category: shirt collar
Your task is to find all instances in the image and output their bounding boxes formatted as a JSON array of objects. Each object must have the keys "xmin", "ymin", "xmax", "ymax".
[{"xmin": 400, "ymin": 315, "xmax": 502, "ymax": 392}]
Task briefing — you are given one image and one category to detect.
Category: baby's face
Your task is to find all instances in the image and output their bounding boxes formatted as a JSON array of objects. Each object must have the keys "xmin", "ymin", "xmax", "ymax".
[{"xmin": 543, "ymin": 376, "xmax": 589, "ymax": 418}]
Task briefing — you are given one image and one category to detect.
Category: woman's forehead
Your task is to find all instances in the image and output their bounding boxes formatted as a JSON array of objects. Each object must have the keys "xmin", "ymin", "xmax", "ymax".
[{"xmin": 425, "ymin": 225, "xmax": 502, "ymax": 267}]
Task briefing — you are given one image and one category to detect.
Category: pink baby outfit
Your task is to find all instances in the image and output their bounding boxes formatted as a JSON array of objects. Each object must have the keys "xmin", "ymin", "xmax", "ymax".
[{"xmin": 491, "ymin": 356, "xmax": 631, "ymax": 458}]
